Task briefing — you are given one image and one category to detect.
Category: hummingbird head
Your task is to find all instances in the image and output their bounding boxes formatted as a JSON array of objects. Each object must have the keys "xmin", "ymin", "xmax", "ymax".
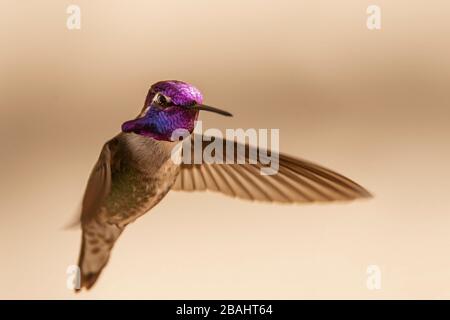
[{"xmin": 121, "ymin": 80, "xmax": 232, "ymax": 141}]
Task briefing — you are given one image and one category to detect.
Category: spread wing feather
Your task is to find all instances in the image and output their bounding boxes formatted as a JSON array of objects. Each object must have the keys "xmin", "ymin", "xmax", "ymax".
[{"xmin": 171, "ymin": 134, "xmax": 371, "ymax": 203}]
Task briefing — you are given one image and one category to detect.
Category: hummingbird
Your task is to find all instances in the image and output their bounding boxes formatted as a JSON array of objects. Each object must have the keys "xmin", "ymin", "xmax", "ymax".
[{"xmin": 75, "ymin": 80, "xmax": 371, "ymax": 291}]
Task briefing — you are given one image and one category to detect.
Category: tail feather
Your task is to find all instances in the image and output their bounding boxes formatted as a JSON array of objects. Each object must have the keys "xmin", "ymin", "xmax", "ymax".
[{"xmin": 76, "ymin": 220, "xmax": 123, "ymax": 291}]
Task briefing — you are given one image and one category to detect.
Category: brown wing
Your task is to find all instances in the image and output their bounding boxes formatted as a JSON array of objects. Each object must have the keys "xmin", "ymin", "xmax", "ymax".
[
  {"xmin": 76, "ymin": 137, "xmax": 121, "ymax": 291},
  {"xmin": 80, "ymin": 138, "xmax": 118, "ymax": 225},
  {"xmin": 171, "ymin": 134, "xmax": 372, "ymax": 202}
]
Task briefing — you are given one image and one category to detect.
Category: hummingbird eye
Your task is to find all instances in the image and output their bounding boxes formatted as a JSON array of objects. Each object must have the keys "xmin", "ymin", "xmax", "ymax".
[{"xmin": 153, "ymin": 93, "xmax": 171, "ymax": 107}]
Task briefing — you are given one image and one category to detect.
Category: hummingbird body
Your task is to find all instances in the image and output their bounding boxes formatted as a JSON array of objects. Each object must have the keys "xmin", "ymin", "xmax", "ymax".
[
  {"xmin": 75, "ymin": 80, "xmax": 372, "ymax": 290},
  {"xmin": 99, "ymin": 133, "xmax": 179, "ymax": 227},
  {"xmin": 78, "ymin": 133, "xmax": 180, "ymax": 288}
]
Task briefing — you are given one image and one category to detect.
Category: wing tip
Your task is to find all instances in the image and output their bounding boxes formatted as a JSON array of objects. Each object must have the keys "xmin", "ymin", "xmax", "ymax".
[{"xmin": 346, "ymin": 181, "xmax": 374, "ymax": 200}]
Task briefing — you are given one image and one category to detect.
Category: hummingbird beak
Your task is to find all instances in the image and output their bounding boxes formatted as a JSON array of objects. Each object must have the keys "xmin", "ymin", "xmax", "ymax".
[{"xmin": 190, "ymin": 104, "xmax": 233, "ymax": 117}]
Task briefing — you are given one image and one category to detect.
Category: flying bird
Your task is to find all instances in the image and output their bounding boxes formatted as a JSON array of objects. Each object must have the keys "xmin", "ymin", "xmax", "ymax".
[{"xmin": 75, "ymin": 80, "xmax": 371, "ymax": 291}]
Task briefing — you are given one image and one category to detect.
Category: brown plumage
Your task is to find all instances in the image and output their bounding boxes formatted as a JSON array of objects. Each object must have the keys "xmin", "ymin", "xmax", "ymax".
[
  {"xmin": 75, "ymin": 132, "xmax": 371, "ymax": 291},
  {"xmin": 75, "ymin": 80, "xmax": 371, "ymax": 291}
]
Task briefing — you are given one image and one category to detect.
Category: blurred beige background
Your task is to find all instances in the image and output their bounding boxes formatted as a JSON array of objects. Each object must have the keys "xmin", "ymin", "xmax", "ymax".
[{"xmin": 1, "ymin": 0, "xmax": 449, "ymax": 299}]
